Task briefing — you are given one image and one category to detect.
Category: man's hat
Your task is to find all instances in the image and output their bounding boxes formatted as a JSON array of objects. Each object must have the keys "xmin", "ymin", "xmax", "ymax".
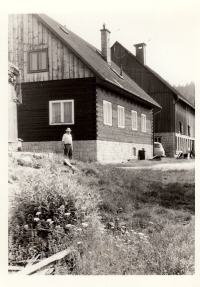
[{"xmin": 66, "ymin": 128, "xmax": 71, "ymax": 132}]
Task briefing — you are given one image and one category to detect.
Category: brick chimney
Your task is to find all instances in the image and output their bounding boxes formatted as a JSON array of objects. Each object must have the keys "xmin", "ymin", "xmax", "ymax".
[
  {"xmin": 100, "ymin": 24, "xmax": 111, "ymax": 65},
  {"xmin": 134, "ymin": 43, "xmax": 146, "ymax": 65}
]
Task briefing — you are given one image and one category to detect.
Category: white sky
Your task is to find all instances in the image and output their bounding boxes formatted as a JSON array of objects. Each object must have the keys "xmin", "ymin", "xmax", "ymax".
[{"xmin": 45, "ymin": 1, "xmax": 198, "ymax": 86}]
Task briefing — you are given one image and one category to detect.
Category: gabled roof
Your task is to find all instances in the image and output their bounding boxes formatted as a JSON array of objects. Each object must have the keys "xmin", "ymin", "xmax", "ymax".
[
  {"xmin": 35, "ymin": 14, "xmax": 161, "ymax": 109},
  {"xmin": 111, "ymin": 41, "xmax": 195, "ymax": 110}
]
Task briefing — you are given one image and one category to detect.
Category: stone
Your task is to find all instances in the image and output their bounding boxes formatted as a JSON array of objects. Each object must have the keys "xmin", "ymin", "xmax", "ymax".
[{"xmin": 17, "ymin": 156, "xmax": 33, "ymax": 167}]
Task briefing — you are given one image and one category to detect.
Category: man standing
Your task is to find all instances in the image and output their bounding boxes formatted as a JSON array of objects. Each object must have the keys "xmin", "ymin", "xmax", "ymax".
[{"xmin": 62, "ymin": 128, "xmax": 73, "ymax": 159}]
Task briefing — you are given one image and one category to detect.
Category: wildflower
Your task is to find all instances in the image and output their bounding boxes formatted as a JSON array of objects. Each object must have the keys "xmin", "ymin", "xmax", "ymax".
[
  {"xmin": 76, "ymin": 228, "xmax": 82, "ymax": 231},
  {"xmin": 82, "ymin": 223, "xmax": 89, "ymax": 227},
  {"xmin": 65, "ymin": 224, "xmax": 72, "ymax": 228},
  {"xmin": 24, "ymin": 225, "xmax": 29, "ymax": 230},
  {"xmin": 138, "ymin": 232, "xmax": 144, "ymax": 236},
  {"xmin": 49, "ymin": 221, "xmax": 54, "ymax": 225},
  {"xmin": 77, "ymin": 241, "xmax": 82, "ymax": 245},
  {"xmin": 34, "ymin": 218, "xmax": 40, "ymax": 222},
  {"xmin": 149, "ymin": 221, "xmax": 154, "ymax": 225},
  {"xmin": 46, "ymin": 219, "xmax": 52, "ymax": 223},
  {"xmin": 64, "ymin": 213, "xmax": 71, "ymax": 216},
  {"xmin": 36, "ymin": 212, "xmax": 41, "ymax": 216}
]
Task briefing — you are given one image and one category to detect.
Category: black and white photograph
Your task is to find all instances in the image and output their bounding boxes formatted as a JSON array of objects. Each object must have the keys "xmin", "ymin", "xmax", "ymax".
[{"xmin": 1, "ymin": 0, "xmax": 200, "ymax": 285}]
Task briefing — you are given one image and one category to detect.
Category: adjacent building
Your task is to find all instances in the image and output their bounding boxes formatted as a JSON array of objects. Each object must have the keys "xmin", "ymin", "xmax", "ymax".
[{"xmin": 111, "ymin": 42, "xmax": 195, "ymax": 157}]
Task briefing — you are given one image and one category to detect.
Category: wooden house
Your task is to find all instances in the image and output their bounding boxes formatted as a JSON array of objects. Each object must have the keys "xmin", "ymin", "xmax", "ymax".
[
  {"xmin": 8, "ymin": 62, "xmax": 22, "ymax": 151},
  {"xmin": 8, "ymin": 14, "xmax": 161, "ymax": 163},
  {"xmin": 111, "ymin": 42, "xmax": 195, "ymax": 157}
]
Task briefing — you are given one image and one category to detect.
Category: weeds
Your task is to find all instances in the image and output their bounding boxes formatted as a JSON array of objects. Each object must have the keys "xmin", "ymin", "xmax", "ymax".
[{"xmin": 8, "ymin": 155, "xmax": 195, "ymax": 274}]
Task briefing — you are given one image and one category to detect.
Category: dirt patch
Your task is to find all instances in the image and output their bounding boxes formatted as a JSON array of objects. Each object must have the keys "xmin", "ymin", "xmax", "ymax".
[{"xmin": 120, "ymin": 161, "xmax": 195, "ymax": 171}]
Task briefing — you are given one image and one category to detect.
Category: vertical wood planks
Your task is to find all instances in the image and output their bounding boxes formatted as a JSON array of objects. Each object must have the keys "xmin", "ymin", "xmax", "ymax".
[
  {"xmin": 8, "ymin": 13, "xmax": 94, "ymax": 83},
  {"xmin": 23, "ymin": 14, "xmax": 28, "ymax": 83},
  {"xmin": 52, "ymin": 34, "xmax": 58, "ymax": 80},
  {"xmin": 48, "ymin": 29, "xmax": 53, "ymax": 80}
]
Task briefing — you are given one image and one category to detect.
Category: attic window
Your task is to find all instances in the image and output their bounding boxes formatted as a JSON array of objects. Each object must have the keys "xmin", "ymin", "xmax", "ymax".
[
  {"xmin": 28, "ymin": 49, "xmax": 48, "ymax": 73},
  {"xmin": 110, "ymin": 67, "xmax": 123, "ymax": 79},
  {"xmin": 113, "ymin": 79, "xmax": 123, "ymax": 88},
  {"xmin": 59, "ymin": 26, "xmax": 69, "ymax": 35}
]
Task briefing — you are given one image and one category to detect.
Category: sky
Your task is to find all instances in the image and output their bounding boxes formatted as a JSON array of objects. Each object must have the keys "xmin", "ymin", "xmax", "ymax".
[{"xmin": 45, "ymin": 1, "xmax": 198, "ymax": 87}]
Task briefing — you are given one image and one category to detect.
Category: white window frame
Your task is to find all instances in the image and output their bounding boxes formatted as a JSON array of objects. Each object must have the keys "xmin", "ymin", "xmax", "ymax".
[
  {"xmin": 49, "ymin": 100, "xmax": 74, "ymax": 125},
  {"xmin": 103, "ymin": 100, "xmax": 112, "ymax": 126},
  {"xmin": 141, "ymin": 114, "xmax": 146, "ymax": 132},
  {"xmin": 131, "ymin": 110, "xmax": 138, "ymax": 130},
  {"xmin": 117, "ymin": 105, "xmax": 125, "ymax": 128}
]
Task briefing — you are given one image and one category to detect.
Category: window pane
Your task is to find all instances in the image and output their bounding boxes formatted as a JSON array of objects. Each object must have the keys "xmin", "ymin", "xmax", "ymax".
[
  {"xmin": 141, "ymin": 114, "xmax": 146, "ymax": 131},
  {"xmin": 132, "ymin": 111, "xmax": 137, "ymax": 130},
  {"xmin": 63, "ymin": 102, "xmax": 72, "ymax": 123},
  {"xmin": 52, "ymin": 103, "xmax": 61, "ymax": 123},
  {"xmin": 39, "ymin": 51, "xmax": 47, "ymax": 70},
  {"xmin": 103, "ymin": 101, "xmax": 112, "ymax": 125},
  {"xmin": 30, "ymin": 52, "xmax": 38, "ymax": 71},
  {"xmin": 118, "ymin": 106, "xmax": 124, "ymax": 127}
]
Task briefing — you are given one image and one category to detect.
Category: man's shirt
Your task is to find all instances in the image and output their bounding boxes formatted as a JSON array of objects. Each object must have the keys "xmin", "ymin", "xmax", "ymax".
[{"xmin": 62, "ymin": 133, "xmax": 72, "ymax": 144}]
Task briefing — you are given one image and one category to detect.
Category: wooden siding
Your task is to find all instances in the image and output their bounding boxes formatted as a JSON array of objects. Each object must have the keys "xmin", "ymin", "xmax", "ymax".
[
  {"xmin": 175, "ymin": 100, "xmax": 195, "ymax": 137},
  {"xmin": 18, "ymin": 78, "xmax": 97, "ymax": 141},
  {"xmin": 8, "ymin": 14, "xmax": 95, "ymax": 83},
  {"xmin": 96, "ymin": 87, "xmax": 153, "ymax": 144},
  {"xmin": 111, "ymin": 43, "xmax": 176, "ymax": 133}
]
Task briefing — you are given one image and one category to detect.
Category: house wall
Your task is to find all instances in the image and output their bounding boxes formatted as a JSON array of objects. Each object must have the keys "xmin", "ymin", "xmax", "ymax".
[
  {"xmin": 175, "ymin": 100, "xmax": 195, "ymax": 137},
  {"xmin": 111, "ymin": 43, "xmax": 175, "ymax": 133},
  {"xmin": 8, "ymin": 14, "xmax": 95, "ymax": 83},
  {"xmin": 96, "ymin": 86, "xmax": 153, "ymax": 160},
  {"xmin": 18, "ymin": 77, "xmax": 97, "ymax": 142}
]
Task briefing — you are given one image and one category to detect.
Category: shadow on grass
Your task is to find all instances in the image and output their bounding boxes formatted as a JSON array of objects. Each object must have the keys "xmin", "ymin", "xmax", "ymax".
[{"xmin": 138, "ymin": 182, "xmax": 195, "ymax": 213}]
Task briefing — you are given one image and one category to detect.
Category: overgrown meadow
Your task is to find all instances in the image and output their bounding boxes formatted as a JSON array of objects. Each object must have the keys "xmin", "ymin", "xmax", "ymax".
[{"xmin": 8, "ymin": 154, "xmax": 195, "ymax": 275}]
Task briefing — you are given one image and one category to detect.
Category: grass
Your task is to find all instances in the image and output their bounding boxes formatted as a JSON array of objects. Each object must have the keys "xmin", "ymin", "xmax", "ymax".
[{"xmin": 8, "ymin": 154, "xmax": 195, "ymax": 275}]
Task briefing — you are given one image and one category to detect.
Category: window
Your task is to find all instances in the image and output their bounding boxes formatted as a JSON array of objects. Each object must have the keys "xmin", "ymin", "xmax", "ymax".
[
  {"xmin": 103, "ymin": 100, "xmax": 112, "ymax": 126},
  {"xmin": 49, "ymin": 100, "xmax": 74, "ymax": 125},
  {"xmin": 28, "ymin": 49, "xmax": 48, "ymax": 73},
  {"xmin": 131, "ymin": 110, "xmax": 137, "ymax": 130},
  {"xmin": 118, "ymin": 105, "xmax": 125, "ymax": 128},
  {"xmin": 155, "ymin": 137, "xmax": 161, "ymax": 143},
  {"xmin": 179, "ymin": 122, "xmax": 183, "ymax": 134},
  {"xmin": 141, "ymin": 114, "xmax": 146, "ymax": 132},
  {"xmin": 133, "ymin": 147, "xmax": 136, "ymax": 156},
  {"xmin": 188, "ymin": 125, "xmax": 190, "ymax": 136}
]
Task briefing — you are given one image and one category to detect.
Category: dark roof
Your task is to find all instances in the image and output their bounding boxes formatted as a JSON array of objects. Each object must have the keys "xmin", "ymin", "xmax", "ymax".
[
  {"xmin": 35, "ymin": 14, "xmax": 161, "ymax": 109},
  {"xmin": 112, "ymin": 41, "xmax": 195, "ymax": 110}
]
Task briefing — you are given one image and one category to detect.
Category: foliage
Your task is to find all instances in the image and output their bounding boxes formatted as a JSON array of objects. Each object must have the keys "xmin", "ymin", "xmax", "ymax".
[{"xmin": 173, "ymin": 81, "xmax": 195, "ymax": 105}]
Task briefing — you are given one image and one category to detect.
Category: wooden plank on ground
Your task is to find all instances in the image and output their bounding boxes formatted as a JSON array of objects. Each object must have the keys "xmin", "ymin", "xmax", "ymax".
[
  {"xmin": 17, "ymin": 248, "xmax": 71, "ymax": 275},
  {"xmin": 9, "ymin": 266, "xmax": 24, "ymax": 271}
]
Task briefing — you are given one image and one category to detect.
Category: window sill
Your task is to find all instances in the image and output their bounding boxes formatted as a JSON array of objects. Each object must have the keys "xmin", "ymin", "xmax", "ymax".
[{"xmin": 50, "ymin": 123, "xmax": 74, "ymax": 125}]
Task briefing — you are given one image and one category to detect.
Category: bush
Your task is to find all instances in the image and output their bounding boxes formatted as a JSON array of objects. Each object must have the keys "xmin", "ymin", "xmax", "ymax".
[{"xmin": 9, "ymin": 157, "xmax": 101, "ymax": 273}]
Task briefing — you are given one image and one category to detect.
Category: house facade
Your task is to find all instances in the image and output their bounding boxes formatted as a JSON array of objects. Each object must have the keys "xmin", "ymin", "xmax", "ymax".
[
  {"xmin": 8, "ymin": 62, "xmax": 22, "ymax": 151},
  {"xmin": 111, "ymin": 42, "xmax": 195, "ymax": 157},
  {"xmin": 8, "ymin": 14, "xmax": 161, "ymax": 162}
]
